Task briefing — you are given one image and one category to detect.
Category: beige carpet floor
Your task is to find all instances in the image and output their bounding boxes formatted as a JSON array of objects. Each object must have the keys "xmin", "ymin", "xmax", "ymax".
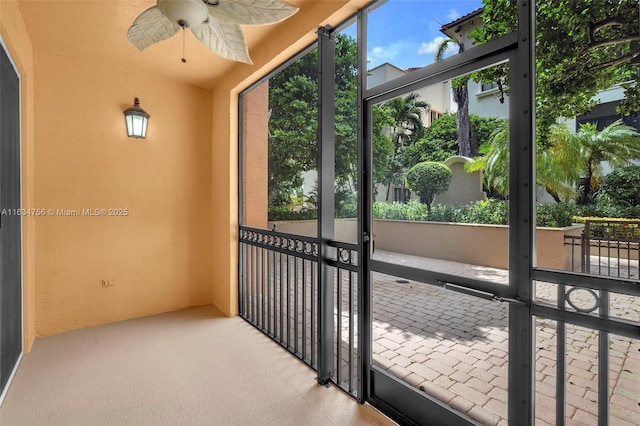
[{"xmin": 0, "ymin": 305, "xmax": 394, "ymax": 426}]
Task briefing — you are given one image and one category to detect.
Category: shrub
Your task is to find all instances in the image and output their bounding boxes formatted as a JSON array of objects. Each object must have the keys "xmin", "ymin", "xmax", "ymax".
[
  {"xmin": 598, "ymin": 165, "xmax": 640, "ymax": 208},
  {"xmin": 405, "ymin": 162, "xmax": 452, "ymax": 208},
  {"xmin": 576, "ymin": 203, "xmax": 640, "ymax": 219},
  {"xmin": 464, "ymin": 199, "xmax": 509, "ymax": 225},
  {"xmin": 268, "ymin": 206, "xmax": 317, "ymax": 221},
  {"xmin": 536, "ymin": 202, "xmax": 577, "ymax": 227},
  {"xmin": 372, "ymin": 200, "xmax": 579, "ymax": 227},
  {"xmin": 372, "ymin": 200, "xmax": 429, "ymax": 221}
]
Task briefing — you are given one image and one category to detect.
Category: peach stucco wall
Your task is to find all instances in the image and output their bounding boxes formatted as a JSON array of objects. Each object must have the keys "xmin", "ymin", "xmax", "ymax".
[
  {"xmin": 0, "ymin": 0, "xmax": 36, "ymax": 351},
  {"xmin": 242, "ymin": 81, "xmax": 269, "ymax": 229},
  {"xmin": 32, "ymin": 49, "xmax": 213, "ymax": 336}
]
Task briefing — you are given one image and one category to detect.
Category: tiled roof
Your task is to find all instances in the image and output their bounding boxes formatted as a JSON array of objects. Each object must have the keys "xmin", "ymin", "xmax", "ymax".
[{"xmin": 440, "ymin": 7, "xmax": 484, "ymax": 31}]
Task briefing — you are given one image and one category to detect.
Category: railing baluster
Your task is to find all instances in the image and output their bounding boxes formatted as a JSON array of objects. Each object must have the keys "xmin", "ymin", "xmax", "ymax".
[
  {"xmin": 261, "ymin": 246, "xmax": 265, "ymax": 329},
  {"xmin": 267, "ymin": 248, "xmax": 271, "ymax": 334},
  {"xmin": 348, "ymin": 268, "xmax": 354, "ymax": 393},
  {"xmin": 303, "ymin": 258, "xmax": 307, "ymax": 361},
  {"xmin": 280, "ymin": 252, "xmax": 284, "ymax": 343},
  {"xmin": 252, "ymin": 244, "xmax": 256, "ymax": 323},
  {"xmin": 337, "ymin": 266, "xmax": 342, "ymax": 385},
  {"xmin": 311, "ymin": 260, "xmax": 316, "ymax": 367},
  {"xmin": 287, "ymin": 253, "xmax": 291, "ymax": 349},
  {"xmin": 294, "ymin": 256, "xmax": 299, "ymax": 355}
]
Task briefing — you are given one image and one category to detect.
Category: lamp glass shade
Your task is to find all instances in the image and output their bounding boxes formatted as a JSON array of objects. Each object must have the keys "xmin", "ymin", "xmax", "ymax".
[{"xmin": 123, "ymin": 98, "xmax": 150, "ymax": 138}]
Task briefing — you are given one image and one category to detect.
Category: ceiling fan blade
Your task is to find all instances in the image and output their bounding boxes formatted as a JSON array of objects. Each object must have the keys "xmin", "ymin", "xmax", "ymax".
[
  {"xmin": 191, "ymin": 16, "xmax": 253, "ymax": 64},
  {"xmin": 206, "ymin": 0, "xmax": 299, "ymax": 26},
  {"xmin": 127, "ymin": 6, "xmax": 180, "ymax": 51}
]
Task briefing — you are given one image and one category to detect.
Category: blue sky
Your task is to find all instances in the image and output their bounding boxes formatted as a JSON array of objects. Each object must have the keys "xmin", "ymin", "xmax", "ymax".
[{"xmin": 343, "ymin": 0, "xmax": 483, "ymax": 70}]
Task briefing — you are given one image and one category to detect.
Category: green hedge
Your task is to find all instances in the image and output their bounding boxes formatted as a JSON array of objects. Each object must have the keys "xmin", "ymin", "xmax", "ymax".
[
  {"xmin": 373, "ymin": 200, "xmax": 577, "ymax": 227},
  {"xmin": 269, "ymin": 200, "xmax": 638, "ymax": 227}
]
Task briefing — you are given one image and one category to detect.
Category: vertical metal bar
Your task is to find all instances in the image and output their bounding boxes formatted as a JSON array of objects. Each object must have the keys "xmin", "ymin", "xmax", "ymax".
[
  {"xmin": 349, "ymin": 269, "xmax": 354, "ymax": 393},
  {"xmin": 280, "ymin": 251, "xmax": 284, "ymax": 342},
  {"xmin": 627, "ymin": 241, "xmax": 631, "ymax": 279},
  {"xmin": 616, "ymin": 240, "xmax": 621, "ymax": 278},
  {"xmin": 357, "ymin": 7, "xmax": 370, "ymax": 404},
  {"xmin": 303, "ymin": 258, "xmax": 307, "ymax": 360},
  {"xmin": 267, "ymin": 249, "xmax": 271, "ymax": 334},
  {"xmin": 337, "ymin": 267, "xmax": 343, "ymax": 385},
  {"xmin": 287, "ymin": 253, "xmax": 291, "ymax": 348},
  {"xmin": 295, "ymin": 255, "xmax": 299, "ymax": 354},
  {"xmin": 261, "ymin": 246, "xmax": 265, "ymax": 329},
  {"xmin": 252, "ymin": 245, "xmax": 257, "ymax": 323},
  {"xmin": 311, "ymin": 259, "xmax": 316, "ymax": 367},
  {"xmin": 585, "ymin": 222, "xmax": 591, "ymax": 275},
  {"xmin": 598, "ymin": 239, "xmax": 602, "ymax": 276},
  {"xmin": 238, "ymin": 95, "xmax": 245, "ymax": 319},
  {"xmin": 557, "ymin": 286, "xmax": 567, "ymax": 425},
  {"xmin": 598, "ymin": 290, "xmax": 610, "ymax": 425},
  {"xmin": 508, "ymin": 2, "xmax": 535, "ymax": 425},
  {"xmin": 317, "ymin": 25, "xmax": 336, "ymax": 384},
  {"xmin": 238, "ymin": 241, "xmax": 243, "ymax": 315}
]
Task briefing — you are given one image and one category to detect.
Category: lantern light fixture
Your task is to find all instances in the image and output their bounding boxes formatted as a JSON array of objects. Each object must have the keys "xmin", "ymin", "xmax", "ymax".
[{"xmin": 123, "ymin": 97, "xmax": 149, "ymax": 138}]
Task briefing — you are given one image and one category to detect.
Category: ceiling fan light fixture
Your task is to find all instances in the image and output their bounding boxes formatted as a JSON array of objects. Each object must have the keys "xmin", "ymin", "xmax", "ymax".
[
  {"xmin": 158, "ymin": 0, "xmax": 208, "ymax": 28},
  {"xmin": 128, "ymin": 0, "xmax": 299, "ymax": 64}
]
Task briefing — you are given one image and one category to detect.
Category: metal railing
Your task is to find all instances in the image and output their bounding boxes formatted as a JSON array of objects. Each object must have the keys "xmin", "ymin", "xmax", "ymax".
[
  {"xmin": 563, "ymin": 220, "xmax": 639, "ymax": 280},
  {"xmin": 239, "ymin": 226, "xmax": 319, "ymax": 368},
  {"xmin": 239, "ymin": 226, "xmax": 361, "ymax": 399}
]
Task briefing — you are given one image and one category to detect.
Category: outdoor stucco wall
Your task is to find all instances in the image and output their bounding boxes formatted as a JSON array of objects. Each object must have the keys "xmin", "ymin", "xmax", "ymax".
[
  {"xmin": 33, "ymin": 49, "xmax": 213, "ymax": 336},
  {"xmin": 269, "ymin": 219, "xmax": 358, "ymax": 243},
  {"xmin": 261, "ymin": 219, "xmax": 580, "ymax": 271},
  {"xmin": 374, "ymin": 220, "xmax": 583, "ymax": 270},
  {"xmin": 0, "ymin": 0, "xmax": 36, "ymax": 351},
  {"xmin": 438, "ymin": 157, "xmax": 486, "ymax": 205}
]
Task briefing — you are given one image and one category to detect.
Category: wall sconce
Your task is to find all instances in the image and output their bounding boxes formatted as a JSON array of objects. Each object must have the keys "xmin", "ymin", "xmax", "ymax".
[{"xmin": 123, "ymin": 97, "xmax": 150, "ymax": 138}]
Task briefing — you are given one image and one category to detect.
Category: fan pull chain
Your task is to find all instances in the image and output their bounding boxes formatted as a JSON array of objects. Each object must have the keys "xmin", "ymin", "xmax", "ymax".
[{"xmin": 181, "ymin": 28, "xmax": 187, "ymax": 63}]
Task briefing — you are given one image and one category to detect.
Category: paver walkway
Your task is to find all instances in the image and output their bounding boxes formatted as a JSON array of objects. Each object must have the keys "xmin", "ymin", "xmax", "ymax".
[{"xmin": 371, "ymin": 250, "xmax": 640, "ymax": 426}]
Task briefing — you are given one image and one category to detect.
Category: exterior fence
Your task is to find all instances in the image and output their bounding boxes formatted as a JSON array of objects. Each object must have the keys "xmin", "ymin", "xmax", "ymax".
[{"xmin": 563, "ymin": 220, "xmax": 639, "ymax": 280}]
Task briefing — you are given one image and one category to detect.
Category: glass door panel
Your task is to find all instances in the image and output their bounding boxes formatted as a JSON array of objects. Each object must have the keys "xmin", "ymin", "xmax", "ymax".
[{"xmin": 367, "ymin": 60, "xmax": 515, "ymax": 424}]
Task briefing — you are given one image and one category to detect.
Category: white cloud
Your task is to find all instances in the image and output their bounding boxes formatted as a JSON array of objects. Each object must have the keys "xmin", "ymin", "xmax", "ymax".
[
  {"xmin": 418, "ymin": 36, "xmax": 457, "ymax": 58},
  {"xmin": 367, "ymin": 41, "xmax": 412, "ymax": 64},
  {"xmin": 447, "ymin": 8, "xmax": 461, "ymax": 21}
]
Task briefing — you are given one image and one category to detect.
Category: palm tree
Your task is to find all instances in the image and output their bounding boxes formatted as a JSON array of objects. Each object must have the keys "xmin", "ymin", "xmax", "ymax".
[
  {"xmin": 467, "ymin": 119, "xmax": 640, "ymax": 203},
  {"xmin": 435, "ymin": 38, "xmax": 477, "ymax": 157},
  {"xmin": 386, "ymin": 93, "xmax": 429, "ymax": 147},
  {"xmin": 549, "ymin": 119, "xmax": 640, "ymax": 204},
  {"xmin": 383, "ymin": 93, "xmax": 429, "ymax": 201},
  {"xmin": 466, "ymin": 123, "xmax": 509, "ymax": 197}
]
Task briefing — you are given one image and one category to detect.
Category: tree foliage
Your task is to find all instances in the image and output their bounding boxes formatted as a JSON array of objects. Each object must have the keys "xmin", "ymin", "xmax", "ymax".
[
  {"xmin": 402, "ymin": 113, "xmax": 505, "ymax": 166},
  {"xmin": 467, "ymin": 119, "xmax": 640, "ymax": 203},
  {"xmin": 268, "ymin": 49, "xmax": 318, "ymax": 205},
  {"xmin": 549, "ymin": 119, "xmax": 640, "ymax": 204},
  {"xmin": 405, "ymin": 161, "xmax": 452, "ymax": 210},
  {"xmin": 380, "ymin": 93, "xmax": 429, "ymax": 200},
  {"xmin": 472, "ymin": 0, "xmax": 640, "ymax": 146},
  {"xmin": 268, "ymin": 34, "xmax": 389, "ymax": 206},
  {"xmin": 435, "ymin": 37, "xmax": 478, "ymax": 157},
  {"xmin": 598, "ymin": 165, "xmax": 640, "ymax": 208}
]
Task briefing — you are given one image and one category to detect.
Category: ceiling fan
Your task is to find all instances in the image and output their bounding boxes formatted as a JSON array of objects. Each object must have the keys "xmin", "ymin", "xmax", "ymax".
[{"xmin": 128, "ymin": 0, "xmax": 299, "ymax": 64}]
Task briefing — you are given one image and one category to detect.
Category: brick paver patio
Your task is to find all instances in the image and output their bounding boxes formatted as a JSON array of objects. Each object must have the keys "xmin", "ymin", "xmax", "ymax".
[{"xmin": 371, "ymin": 250, "xmax": 639, "ymax": 425}]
